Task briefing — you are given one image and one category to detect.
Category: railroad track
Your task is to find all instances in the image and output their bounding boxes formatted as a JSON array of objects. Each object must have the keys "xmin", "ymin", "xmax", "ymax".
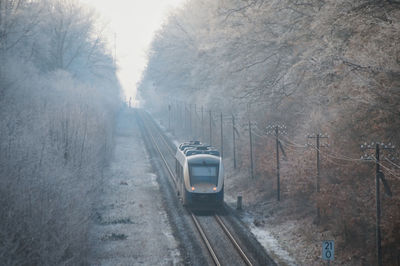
[{"xmin": 137, "ymin": 110, "xmax": 254, "ymax": 266}]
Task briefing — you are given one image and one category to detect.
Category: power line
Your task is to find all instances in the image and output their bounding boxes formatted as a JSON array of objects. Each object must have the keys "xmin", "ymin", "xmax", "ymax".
[
  {"xmin": 371, "ymin": 156, "xmax": 400, "ymax": 180},
  {"xmin": 385, "ymin": 157, "xmax": 400, "ymax": 170},
  {"xmin": 280, "ymin": 136, "xmax": 365, "ymax": 162},
  {"xmin": 312, "ymin": 143, "xmax": 365, "ymax": 162},
  {"xmin": 278, "ymin": 137, "xmax": 307, "ymax": 149},
  {"xmin": 251, "ymin": 128, "xmax": 268, "ymax": 139},
  {"xmin": 280, "ymin": 137, "xmax": 365, "ymax": 165}
]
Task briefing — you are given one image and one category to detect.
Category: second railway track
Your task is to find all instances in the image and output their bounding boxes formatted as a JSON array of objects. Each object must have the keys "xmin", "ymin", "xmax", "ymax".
[{"xmin": 136, "ymin": 109, "xmax": 274, "ymax": 266}]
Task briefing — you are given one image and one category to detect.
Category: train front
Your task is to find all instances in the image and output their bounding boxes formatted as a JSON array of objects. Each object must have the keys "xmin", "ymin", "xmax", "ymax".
[{"xmin": 185, "ymin": 154, "xmax": 224, "ymax": 210}]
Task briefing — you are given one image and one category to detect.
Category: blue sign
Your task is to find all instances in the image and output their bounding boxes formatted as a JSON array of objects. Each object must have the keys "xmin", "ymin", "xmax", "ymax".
[{"xmin": 322, "ymin": 240, "xmax": 334, "ymax": 261}]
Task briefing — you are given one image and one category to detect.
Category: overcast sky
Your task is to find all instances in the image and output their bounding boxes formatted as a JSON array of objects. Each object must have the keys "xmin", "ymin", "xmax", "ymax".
[{"xmin": 79, "ymin": 0, "xmax": 186, "ymax": 102}]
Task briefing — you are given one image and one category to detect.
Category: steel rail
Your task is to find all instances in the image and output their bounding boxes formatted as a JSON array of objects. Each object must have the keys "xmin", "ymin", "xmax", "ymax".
[
  {"xmin": 139, "ymin": 111, "xmax": 252, "ymax": 266},
  {"xmin": 191, "ymin": 213, "xmax": 222, "ymax": 266},
  {"xmin": 215, "ymin": 215, "xmax": 253, "ymax": 266},
  {"xmin": 139, "ymin": 111, "xmax": 222, "ymax": 266},
  {"xmin": 143, "ymin": 112, "xmax": 176, "ymax": 156},
  {"xmin": 139, "ymin": 112, "xmax": 177, "ymax": 186}
]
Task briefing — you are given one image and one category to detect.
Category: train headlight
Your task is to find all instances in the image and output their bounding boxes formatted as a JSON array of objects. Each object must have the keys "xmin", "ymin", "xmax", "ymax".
[
  {"xmin": 213, "ymin": 187, "xmax": 217, "ymax": 191},
  {"xmin": 191, "ymin": 186, "xmax": 195, "ymax": 191}
]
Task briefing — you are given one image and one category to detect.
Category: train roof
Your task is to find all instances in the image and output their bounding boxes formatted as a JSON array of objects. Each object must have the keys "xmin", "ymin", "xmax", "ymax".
[
  {"xmin": 176, "ymin": 140, "xmax": 221, "ymax": 163},
  {"xmin": 178, "ymin": 140, "xmax": 202, "ymax": 151}
]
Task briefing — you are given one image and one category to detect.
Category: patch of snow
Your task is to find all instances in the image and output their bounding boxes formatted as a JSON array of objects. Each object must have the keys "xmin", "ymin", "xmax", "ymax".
[
  {"xmin": 242, "ymin": 212, "xmax": 297, "ymax": 266},
  {"xmin": 149, "ymin": 173, "xmax": 158, "ymax": 186}
]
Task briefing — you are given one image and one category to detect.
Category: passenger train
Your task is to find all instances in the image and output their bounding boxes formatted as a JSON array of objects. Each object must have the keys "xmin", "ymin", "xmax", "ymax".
[{"xmin": 175, "ymin": 141, "xmax": 224, "ymax": 209}]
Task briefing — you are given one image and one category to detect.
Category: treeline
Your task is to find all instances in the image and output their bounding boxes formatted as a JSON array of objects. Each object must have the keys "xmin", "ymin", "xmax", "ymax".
[
  {"xmin": 139, "ymin": 0, "xmax": 400, "ymax": 264},
  {"xmin": 0, "ymin": 0, "xmax": 121, "ymax": 264}
]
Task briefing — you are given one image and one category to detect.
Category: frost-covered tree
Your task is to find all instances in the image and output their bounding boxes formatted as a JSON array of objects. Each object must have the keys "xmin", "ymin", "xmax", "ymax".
[
  {"xmin": 139, "ymin": 0, "xmax": 400, "ymax": 264},
  {"xmin": 0, "ymin": 0, "xmax": 121, "ymax": 264}
]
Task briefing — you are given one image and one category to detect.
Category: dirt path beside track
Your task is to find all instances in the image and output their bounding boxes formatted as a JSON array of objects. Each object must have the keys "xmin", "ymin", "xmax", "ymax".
[{"xmin": 89, "ymin": 109, "xmax": 182, "ymax": 265}]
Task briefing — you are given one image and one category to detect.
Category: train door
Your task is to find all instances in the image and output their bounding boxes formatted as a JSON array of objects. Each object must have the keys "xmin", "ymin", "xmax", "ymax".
[{"xmin": 176, "ymin": 159, "xmax": 185, "ymax": 197}]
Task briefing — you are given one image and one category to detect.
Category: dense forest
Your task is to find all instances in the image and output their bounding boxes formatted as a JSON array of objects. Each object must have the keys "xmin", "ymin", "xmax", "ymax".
[
  {"xmin": 0, "ymin": 0, "xmax": 120, "ymax": 264},
  {"xmin": 139, "ymin": 0, "xmax": 400, "ymax": 264}
]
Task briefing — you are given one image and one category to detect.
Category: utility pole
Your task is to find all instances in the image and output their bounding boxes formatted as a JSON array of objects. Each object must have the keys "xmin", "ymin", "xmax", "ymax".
[
  {"xmin": 178, "ymin": 102, "xmax": 182, "ymax": 130},
  {"xmin": 189, "ymin": 104, "xmax": 192, "ymax": 138},
  {"xmin": 232, "ymin": 114, "xmax": 237, "ymax": 169},
  {"xmin": 174, "ymin": 102, "xmax": 177, "ymax": 134},
  {"xmin": 307, "ymin": 133, "xmax": 329, "ymax": 222},
  {"xmin": 184, "ymin": 103, "xmax": 188, "ymax": 135},
  {"xmin": 209, "ymin": 110, "xmax": 212, "ymax": 145},
  {"xmin": 201, "ymin": 106, "xmax": 204, "ymax": 142},
  {"xmin": 249, "ymin": 119, "xmax": 254, "ymax": 179},
  {"xmin": 168, "ymin": 104, "xmax": 171, "ymax": 130},
  {"xmin": 194, "ymin": 104, "xmax": 197, "ymax": 139},
  {"xmin": 266, "ymin": 124, "xmax": 287, "ymax": 201},
  {"xmin": 181, "ymin": 103, "xmax": 184, "ymax": 130},
  {"xmin": 220, "ymin": 112, "xmax": 224, "ymax": 157},
  {"xmin": 361, "ymin": 141, "xmax": 394, "ymax": 266}
]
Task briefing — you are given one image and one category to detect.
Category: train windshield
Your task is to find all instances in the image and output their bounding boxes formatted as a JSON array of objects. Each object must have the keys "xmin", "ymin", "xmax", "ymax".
[{"xmin": 189, "ymin": 165, "xmax": 219, "ymax": 186}]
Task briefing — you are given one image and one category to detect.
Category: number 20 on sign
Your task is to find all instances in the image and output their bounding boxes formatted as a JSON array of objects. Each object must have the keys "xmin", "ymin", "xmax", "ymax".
[{"xmin": 322, "ymin": 240, "xmax": 334, "ymax": 262}]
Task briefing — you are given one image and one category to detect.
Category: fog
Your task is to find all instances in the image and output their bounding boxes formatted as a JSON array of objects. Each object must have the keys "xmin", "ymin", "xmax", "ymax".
[
  {"xmin": 0, "ymin": 0, "xmax": 120, "ymax": 263},
  {"xmin": 1, "ymin": 0, "xmax": 399, "ymax": 264},
  {"xmin": 78, "ymin": 0, "xmax": 186, "ymax": 102}
]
